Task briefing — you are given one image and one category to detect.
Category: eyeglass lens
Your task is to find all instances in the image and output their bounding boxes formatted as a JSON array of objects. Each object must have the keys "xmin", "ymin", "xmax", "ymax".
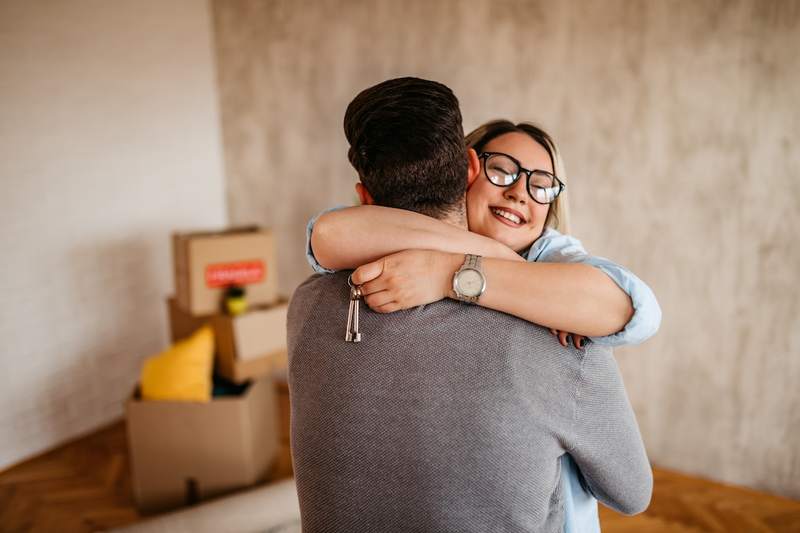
[{"xmin": 484, "ymin": 153, "xmax": 560, "ymax": 204}]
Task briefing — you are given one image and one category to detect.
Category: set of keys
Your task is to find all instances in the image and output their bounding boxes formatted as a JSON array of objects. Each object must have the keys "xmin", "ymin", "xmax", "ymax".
[{"xmin": 345, "ymin": 274, "xmax": 362, "ymax": 342}]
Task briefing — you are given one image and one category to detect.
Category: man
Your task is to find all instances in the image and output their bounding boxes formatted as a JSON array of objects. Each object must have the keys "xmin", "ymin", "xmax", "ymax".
[{"xmin": 288, "ymin": 77, "xmax": 652, "ymax": 532}]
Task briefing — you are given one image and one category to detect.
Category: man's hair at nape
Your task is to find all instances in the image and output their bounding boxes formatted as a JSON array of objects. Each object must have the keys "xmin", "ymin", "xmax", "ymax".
[{"xmin": 343, "ymin": 77, "xmax": 468, "ymax": 220}]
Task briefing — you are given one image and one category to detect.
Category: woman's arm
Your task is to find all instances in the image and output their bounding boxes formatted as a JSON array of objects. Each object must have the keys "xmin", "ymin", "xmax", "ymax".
[
  {"xmin": 353, "ymin": 230, "xmax": 661, "ymax": 343},
  {"xmin": 310, "ymin": 205, "xmax": 522, "ymax": 270},
  {"xmin": 353, "ymin": 250, "xmax": 633, "ymax": 338},
  {"xmin": 312, "ymin": 206, "xmax": 658, "ymax": 342},
  {"xmin": 480, "ymin": 257, "xmax": 634, "ymax": 337}
]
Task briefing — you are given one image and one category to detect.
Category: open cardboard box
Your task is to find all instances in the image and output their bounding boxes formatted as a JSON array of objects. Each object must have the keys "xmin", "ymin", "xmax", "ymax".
[
  {"xmin": 125, "ymin": 377, "xmax": 278, "ymax": 514},
  {"xmin": 167, "ymin": 297, "xmax": 288, "ymax": 383},
  {"xmin": 172, "ymin": 226, "xmax": 278, "ymax": 316}
]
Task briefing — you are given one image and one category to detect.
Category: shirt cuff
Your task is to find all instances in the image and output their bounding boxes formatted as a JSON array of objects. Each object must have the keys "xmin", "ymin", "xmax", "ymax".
[
  {"xmin": 305, "ymin": 205, "xmax": 348, "ymax": 274},
  {"xmin": 584, "ymin": 258, "xmax": 662, "ymax": 346}
]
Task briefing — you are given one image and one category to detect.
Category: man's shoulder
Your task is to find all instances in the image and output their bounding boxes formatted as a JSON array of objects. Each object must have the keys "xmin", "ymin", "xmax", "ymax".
[
  {"xmin": 292, "ymin": 271, "xmax": 350, "ymax": 297},
  {"xmin": 289, "ymin": 272, "xmax": 350, "ymax": 315},
  {"xmin": 286, "ymin": 272, "xmax": 611, "ymax": 364},
  {"xmin": 296, "ymin": 271, "xmax": 350, "ymax": 290}
]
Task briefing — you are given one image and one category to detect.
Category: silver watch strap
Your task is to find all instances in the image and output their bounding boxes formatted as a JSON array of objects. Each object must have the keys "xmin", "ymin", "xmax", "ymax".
[
  {"xmin": 464, "ymin": 254, "xmax": 482, "ymax": 271},
  {"xmin": 456, "ymin": 254, "xmax": 484, "ymax": 304}
]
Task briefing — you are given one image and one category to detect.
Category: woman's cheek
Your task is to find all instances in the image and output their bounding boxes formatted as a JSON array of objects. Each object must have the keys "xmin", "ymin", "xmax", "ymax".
[{"xmin": 535, "ymin": 205, "xmax": 550, "ymax": 232}]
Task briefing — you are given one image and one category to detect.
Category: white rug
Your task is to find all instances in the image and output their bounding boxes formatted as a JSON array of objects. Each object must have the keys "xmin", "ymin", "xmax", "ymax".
[{"xmin": 108, "ymin": 478, "xmax": 301, "ymax": 533}]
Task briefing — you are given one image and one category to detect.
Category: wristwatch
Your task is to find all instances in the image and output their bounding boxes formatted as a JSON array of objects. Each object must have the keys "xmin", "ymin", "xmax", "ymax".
[{"xmin": 452, "ymin": 254, "xmax": 486, "ymax": 303}]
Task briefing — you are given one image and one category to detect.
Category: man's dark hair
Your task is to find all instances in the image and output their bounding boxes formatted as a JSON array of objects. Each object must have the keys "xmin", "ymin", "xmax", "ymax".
[{"xmin": 343, "ymin": 77, "xmax": 468, "ymax": 220}]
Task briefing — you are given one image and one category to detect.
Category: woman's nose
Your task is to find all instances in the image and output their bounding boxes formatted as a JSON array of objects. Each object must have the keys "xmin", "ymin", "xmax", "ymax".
[{"xmin": 503, "ymin": 178, "xmax": 528, "ymax": 204}]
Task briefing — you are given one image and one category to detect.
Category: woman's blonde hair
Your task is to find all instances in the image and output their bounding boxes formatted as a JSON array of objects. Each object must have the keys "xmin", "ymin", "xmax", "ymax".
[{"xmin": 465, "ymin": 120, "xmax": 570, "ymax": 234}]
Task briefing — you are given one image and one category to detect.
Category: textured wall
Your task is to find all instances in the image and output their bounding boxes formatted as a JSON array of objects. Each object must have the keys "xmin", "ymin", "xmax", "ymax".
[
  {"xmin": 211, "ymin": 0, "xmax": 800, "ymax": 497},
  {"xmin": 0, "ymin": 1, "xmax": 227, "ymax": 468}
]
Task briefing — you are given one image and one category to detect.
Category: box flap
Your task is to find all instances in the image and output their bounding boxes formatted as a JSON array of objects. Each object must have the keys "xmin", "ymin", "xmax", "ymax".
[{"xmin": 233, "ymin": 304, "xmax": 288, "ymax": 361}]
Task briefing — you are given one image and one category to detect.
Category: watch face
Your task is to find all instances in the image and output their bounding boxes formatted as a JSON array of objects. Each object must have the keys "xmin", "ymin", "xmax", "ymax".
[{"xmin": 457, "ymin": 268, "xmax": 484, "ymax": 297}]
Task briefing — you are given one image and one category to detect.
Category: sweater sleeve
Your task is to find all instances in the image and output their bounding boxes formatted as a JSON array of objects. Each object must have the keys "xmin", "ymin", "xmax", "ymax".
[
  {"xmin": 564, "ymin": 346, "xmax": 653, "ymax": 515},
  {"xmin": 527, "ymin": 229, "xmax": 661, "ymax": 346}
]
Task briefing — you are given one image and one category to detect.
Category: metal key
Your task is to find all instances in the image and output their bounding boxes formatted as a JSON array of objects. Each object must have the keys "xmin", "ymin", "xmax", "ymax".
[
  {"xmin": 351, "ymin": 286, "xmax": 362, "ymax": 342},
  {"xmin": 345, "ymin": 275, "xmax": 362, "ymax": 343},
  {"xmin": 345, "ymin": 290, "xmax": 355, "ymax": 342}
]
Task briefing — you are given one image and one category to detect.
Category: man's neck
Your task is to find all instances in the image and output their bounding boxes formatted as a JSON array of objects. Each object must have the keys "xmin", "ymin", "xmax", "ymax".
[
  {"xmin": 428, "ymin": 202, "xmax": 468, "ymax": 229},
  {"xmin": 438, "ymin": 210, "xmax": 467, "ymax": 230}
]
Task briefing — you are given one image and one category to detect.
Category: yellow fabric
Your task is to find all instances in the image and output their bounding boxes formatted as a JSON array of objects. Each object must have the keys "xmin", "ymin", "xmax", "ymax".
[{"xmin": 140, "ymin": 326, "xmax": 214, "ymax": 402}]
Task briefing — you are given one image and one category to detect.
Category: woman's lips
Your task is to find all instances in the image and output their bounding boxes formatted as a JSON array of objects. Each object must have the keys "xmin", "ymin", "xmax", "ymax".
[{"xmin": 490, "ymin": 206, "xmax": 526, "ymax": 227}]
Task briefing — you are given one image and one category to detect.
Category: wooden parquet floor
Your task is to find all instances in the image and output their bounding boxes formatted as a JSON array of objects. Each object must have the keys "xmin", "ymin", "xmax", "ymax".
[{"xmin": 1, "ymin": 420, "xmax": 798, "ymax": 532}]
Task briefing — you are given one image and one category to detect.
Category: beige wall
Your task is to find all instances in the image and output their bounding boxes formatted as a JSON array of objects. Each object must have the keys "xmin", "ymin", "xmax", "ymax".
[
  {"xmin": 212, "ymin": 0, "xmax": 800, "ymax": 497},
  {"xmin": 0, "ymin": 1, "xmax": 227, "ymax": 468}
]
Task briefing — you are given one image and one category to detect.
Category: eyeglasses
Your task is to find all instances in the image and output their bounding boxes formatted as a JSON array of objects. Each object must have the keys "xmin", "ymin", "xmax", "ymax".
[{"xmin": 478, "ymin": 152, "xmax": 565, "ymax": 205}]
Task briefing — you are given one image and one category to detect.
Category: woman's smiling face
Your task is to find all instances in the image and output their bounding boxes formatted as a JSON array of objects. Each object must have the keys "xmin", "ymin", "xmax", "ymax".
[{"xmin": 466, "ymin": 132, "xmax": 553, "ymax": 253}]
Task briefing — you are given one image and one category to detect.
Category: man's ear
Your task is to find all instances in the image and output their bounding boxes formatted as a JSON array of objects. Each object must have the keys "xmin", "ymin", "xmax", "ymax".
[
  {"xmin": 355, "ymin": 182, "xmax": 374, "ymax": 205},
  {"xmin": 466, "ymin": 148, "xmax": 481, "ymax": 187}
]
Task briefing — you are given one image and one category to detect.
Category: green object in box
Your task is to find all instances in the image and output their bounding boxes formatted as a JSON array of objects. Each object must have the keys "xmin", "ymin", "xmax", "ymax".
[{"xmin": 212, "ymin": 373, "xmax": 251, "ymax": 397}]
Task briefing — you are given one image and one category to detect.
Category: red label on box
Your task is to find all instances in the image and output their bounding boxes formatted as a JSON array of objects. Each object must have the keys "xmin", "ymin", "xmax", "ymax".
[{"xmin": 205, "ymin": 260, "xmax": 265, "ymax": 288}]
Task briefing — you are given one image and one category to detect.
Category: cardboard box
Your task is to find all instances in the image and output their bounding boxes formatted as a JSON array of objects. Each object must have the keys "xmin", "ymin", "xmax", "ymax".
[
  {"xmin": 167, "ymin": 297, "xmax": 288, "ymax": 383},
  {"xmin": 212, "ymin": 302, "xmax": 288, "ymax": 383},
  {"xmin": 173, "ymin": 226, "xmax": 278, "ymax": 316},
  {"xmin": 167, "ymin": 296, "xmax": 213, "ymax": 342},
  {"xmin": 126, "ymin": 377, "xmax": 278, "ymax": 514}
]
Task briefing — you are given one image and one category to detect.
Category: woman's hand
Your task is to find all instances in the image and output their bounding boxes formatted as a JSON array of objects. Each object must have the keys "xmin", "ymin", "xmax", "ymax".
[
  {"xmin": 549, "ymin": 328, "xmax": 586, "ymax": 349},
  {"xmin": 350, "ymin": 250, "xmax": 461, "ymax": 313}
]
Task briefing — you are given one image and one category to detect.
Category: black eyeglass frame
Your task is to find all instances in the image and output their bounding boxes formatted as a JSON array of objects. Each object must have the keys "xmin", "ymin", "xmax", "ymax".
[{"xmin": 478, "ymin": 151, "xmax": 566, "ymax": 205}]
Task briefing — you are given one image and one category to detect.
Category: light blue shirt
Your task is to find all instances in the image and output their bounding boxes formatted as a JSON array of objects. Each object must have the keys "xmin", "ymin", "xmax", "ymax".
[
  {"xmin": 305, "ymin": 206, "xmax": 660, "ymax": 532},
  {"xmin": 561, "ymin": 454, "xmax": 600, "ymax": 533}
]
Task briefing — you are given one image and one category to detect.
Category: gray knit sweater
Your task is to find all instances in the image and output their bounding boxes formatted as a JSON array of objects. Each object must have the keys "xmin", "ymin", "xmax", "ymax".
[{"xmin": 288, "ymin": 272, "xmax": 652, "ymax": 533}]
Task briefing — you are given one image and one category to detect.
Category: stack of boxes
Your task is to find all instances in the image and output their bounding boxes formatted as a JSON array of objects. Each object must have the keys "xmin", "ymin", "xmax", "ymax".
[{"xmin": 126, "ymin": 226, "xmax": 290, "ymax": 514}]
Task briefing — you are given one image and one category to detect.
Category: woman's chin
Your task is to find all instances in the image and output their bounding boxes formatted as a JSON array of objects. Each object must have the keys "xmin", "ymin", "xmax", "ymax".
[
  {"xmin": 471, "ymin": 217, "xmax": 529, "ymax": 252},
  {"xmin": 492, "ymin": 226, "xmax": 537, "ymax": 254},
  {"xmin": 487, "ymin": 229, "xmax": 522, "ymax": 251}
]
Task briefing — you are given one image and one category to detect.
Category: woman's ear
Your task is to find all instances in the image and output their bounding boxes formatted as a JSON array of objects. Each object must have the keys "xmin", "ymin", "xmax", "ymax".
[
  {"xmin": 355, "ymin": 182, "xmax": 374, "ymax": 205},
  {"xmin": 466, "ymin": 148, "xmax": 480, "ymax": 187}
]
